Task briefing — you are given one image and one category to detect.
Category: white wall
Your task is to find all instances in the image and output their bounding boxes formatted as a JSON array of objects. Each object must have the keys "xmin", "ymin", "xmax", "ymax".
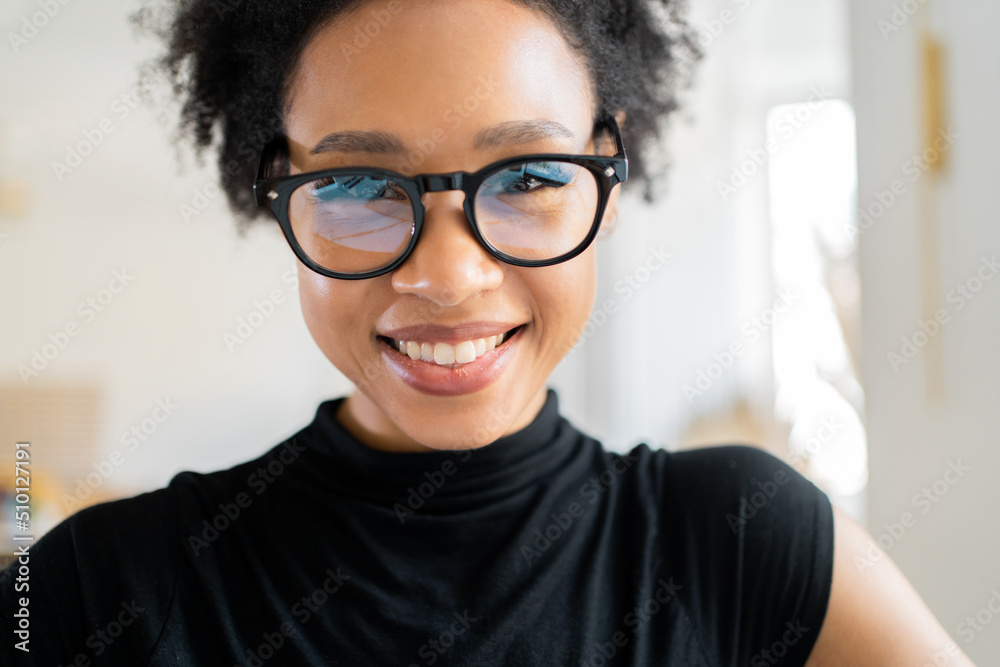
[{"xmin": 850, "ymin": 0, "xmax": 1000, "ymax": 661}]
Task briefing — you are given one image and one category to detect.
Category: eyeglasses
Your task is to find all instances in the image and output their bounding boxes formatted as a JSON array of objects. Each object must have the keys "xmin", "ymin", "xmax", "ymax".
[{"xmin": 253, "ymin": 116, "xmax": 628, "ymax": 280}]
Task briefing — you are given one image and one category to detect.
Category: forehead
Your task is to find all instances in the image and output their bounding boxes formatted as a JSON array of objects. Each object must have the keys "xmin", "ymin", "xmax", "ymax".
[{"xmin": 283, "ymin": 0, "xmax": 596, "ymax": 156}]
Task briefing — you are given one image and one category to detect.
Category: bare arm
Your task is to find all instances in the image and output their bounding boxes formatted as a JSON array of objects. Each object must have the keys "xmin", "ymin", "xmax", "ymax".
[{"xmin": 805, "ymin": 505, "xmax": 976, "ymax": 666}]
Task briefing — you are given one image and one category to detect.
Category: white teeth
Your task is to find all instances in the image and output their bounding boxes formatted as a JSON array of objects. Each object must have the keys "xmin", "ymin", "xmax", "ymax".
[
  {"xmin": 433, "ymin": 342, "xmax": 455, "ymax": 365},
  {"xmin": 390, "ymin": 330, "xmax": 516, "ymax": 367},
  {"xmin": 455, "ymin": 341, "xmax": 476, "ymax": 363}
]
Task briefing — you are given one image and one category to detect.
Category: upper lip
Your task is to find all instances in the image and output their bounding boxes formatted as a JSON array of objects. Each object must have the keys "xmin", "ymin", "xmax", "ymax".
[{"xmin": 378, "ymin": 321, "xmax": 523, "ymax": 344}]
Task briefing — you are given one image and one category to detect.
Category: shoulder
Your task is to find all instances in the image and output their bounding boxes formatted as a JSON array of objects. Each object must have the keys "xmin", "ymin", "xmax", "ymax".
[
  {"xmin": 623, "ymin": 443, "xmax": 835, "ymax": 665},
  {"xmin": 627, "ymin": 442, "xmax": 833, "ymax": 534},
  {"xmin": 2, "ymin": 484, "xmax": 183, "ymax": 586},
  {"xmin": 0, "ymin": 486, "xmax": 182, "ymax": 664},
  {"xmin": 805, "ymin": 505, "xmax": 977, "ymax": 666},
  {"xmin": 36, "ymin": 443, "xmax": 278, "ymax": 563},
  {"xmin": 0, "ymin": 437, "xmax": 301, "ymax": 665}
]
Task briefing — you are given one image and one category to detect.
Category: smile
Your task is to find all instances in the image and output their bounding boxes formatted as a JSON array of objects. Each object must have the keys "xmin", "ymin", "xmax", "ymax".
[
  {"xmin": 377, "ymin": 325, "xmax": 525, "ymax": 396},
  {"xmin": 381, "ymin": 327, "xmax": 520, "ymax": 367}
]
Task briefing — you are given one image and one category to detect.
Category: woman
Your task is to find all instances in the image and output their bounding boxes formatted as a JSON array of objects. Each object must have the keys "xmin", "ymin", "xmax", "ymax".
[{"xmin": 0, "ymin": 0, "xmax": 976, "ymax": 665}]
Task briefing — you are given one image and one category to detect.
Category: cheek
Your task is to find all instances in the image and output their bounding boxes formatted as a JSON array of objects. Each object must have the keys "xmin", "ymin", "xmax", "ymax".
[
  {"xmin": 297, "ymin": 264, "xmax": 366, "ymax": 361},
  {"xmin": 529, "ymin": 250, "xmax": 597, "ymax": 350},
  {"xmin": 298, "ymin": 266, "xmax": 333, "ymax": 340}
]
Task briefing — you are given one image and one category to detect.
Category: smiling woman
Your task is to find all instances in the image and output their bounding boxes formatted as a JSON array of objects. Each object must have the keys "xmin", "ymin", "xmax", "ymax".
[
  {"xmin": 0, "ymin": 0, "xmax": 978, "ymax": 666},
  {"xmin": 272, "ymin": 1, "xmax": 628, "ymax": 453}
]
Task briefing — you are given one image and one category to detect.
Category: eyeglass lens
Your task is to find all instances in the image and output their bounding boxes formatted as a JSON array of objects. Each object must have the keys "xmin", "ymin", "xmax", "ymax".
[{"xmin": 286, "ymin": 159, "xmax": 600, "ymax": 275}]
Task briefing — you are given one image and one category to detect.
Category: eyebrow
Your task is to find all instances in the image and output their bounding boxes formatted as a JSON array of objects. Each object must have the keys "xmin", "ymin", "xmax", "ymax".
[{"xmin": 309, "ymin": 119, "xmax": 576, "ymax": 155}]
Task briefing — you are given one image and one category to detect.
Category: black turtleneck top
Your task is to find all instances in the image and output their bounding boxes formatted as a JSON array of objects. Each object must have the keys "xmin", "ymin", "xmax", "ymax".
[{"xmin": 1, "ymin": 389, "xmax": 833, "ymax": 666}]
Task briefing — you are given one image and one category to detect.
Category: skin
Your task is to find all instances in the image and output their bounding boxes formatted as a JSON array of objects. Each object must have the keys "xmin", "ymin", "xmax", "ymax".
[
  {"xmin": 281, "ymin": 0, "xmax": 976, "ymax": 663},
  {"xmin": 805, "ymin": 505, "xmax": 976, "ymax": 666},
  {"xmin": 283, "ymin": 0, "xmax": 620, "ymax": 453}
]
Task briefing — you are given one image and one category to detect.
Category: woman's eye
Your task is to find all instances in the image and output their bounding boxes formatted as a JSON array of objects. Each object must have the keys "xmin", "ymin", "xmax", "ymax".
[
  {"xmin": 491, "ymin": 162, "xmax": 575, "ymax": 195},
  {"xmin": 507, "ymin": 176, "xmax": 544, "ymax": 192},
  {"xmin": 309, "ymin": 176, "xmax": 407, "ymax": 202}
]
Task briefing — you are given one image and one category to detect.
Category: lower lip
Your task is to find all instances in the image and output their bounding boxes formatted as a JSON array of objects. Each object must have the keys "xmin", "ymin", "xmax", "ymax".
[{"xmin": 380, "ymin": 327, "xmax": 522, "ymax": 397}]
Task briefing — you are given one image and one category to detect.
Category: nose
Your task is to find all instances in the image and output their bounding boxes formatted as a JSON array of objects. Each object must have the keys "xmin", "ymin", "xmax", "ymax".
[{"xmin": 390, "ymin": 190, "xmax": 504, "ymax": 305}]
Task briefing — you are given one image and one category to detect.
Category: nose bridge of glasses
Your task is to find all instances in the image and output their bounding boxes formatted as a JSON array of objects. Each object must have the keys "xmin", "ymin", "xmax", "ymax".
[
  {"xmin": 417, "ymin": 172, "xmax": 472, "ymax": 225},
  {"xmin": 419, "ymin": 172, "xmax": 464, "ymax": 193}
]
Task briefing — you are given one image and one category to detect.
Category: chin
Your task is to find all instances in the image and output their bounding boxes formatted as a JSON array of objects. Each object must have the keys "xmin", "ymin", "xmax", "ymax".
[{"xmin": 391, "ymin": 386, "xmax": 528, "ymax": 451}]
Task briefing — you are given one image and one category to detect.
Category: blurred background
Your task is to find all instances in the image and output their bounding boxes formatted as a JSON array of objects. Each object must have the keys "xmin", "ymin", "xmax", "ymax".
[{"xmin": 1, "ymin": 0, "xmax": 997, "ymax": 660}]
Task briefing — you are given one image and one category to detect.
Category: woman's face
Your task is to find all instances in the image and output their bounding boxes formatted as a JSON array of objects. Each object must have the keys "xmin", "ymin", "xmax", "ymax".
[{"xmin": 283, "ymin": 0, "xmax": 620, "ymax": 451}]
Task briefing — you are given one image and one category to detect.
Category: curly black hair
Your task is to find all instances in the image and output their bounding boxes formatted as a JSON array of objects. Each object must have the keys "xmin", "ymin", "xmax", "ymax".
[{"xmin": 135, "ymin": 0, "xmax": 699, "ymax": 230}]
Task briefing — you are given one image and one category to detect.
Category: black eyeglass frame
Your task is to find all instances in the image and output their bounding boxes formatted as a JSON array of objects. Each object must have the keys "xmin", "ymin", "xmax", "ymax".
[{"xmin": 253, "ymin": 115, "xmax": 629, "ymax": 280}]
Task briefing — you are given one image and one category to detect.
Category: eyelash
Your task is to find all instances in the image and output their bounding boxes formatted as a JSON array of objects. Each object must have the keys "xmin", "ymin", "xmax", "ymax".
[{"xmin": 307, "ymin": 176, "xmax": 409, "ymax": 202}]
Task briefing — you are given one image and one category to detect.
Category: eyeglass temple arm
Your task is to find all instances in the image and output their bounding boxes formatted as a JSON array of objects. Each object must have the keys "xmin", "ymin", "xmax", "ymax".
[
  {"xmin": 254, "ymin": 139, "xmax": 287, "ymax": 206},
  {"xmin": 596, "ymin": 115, "xmax": 629, "ymax": 184}
]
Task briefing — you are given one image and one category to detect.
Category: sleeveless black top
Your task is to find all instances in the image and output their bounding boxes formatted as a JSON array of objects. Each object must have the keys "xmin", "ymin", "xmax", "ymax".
[{"xmin": 1, "ymin": 389, "xmax": 833, "ymax": 666}]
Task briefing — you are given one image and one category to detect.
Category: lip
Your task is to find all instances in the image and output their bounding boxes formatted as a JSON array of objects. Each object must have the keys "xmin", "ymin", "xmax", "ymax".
[
  {"xmin": 380, "ymin": 324, "xmax": 524, "ymax": 396},
  {"xmin": 377, "ymin": 321, "xmax": 523, "ymax": 345}
]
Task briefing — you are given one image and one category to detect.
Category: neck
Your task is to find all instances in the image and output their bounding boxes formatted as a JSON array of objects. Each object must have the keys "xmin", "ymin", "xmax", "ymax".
[{"xmin": 334, "ymin": 387, "xmax": 549, "ymax": 453}]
